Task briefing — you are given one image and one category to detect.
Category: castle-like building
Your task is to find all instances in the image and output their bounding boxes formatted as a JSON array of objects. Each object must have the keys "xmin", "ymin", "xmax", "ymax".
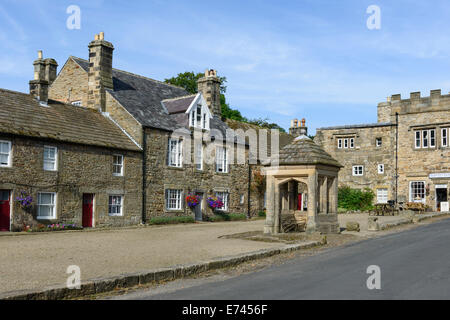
[{"xmin": 314, "ymin": 90, "xmax": 450, "ymax": 211}]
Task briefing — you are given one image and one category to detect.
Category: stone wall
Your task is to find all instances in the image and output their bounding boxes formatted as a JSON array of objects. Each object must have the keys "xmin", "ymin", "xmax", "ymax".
[
  {"xmin": 0, "ymin": 134, "xmax": 142, "ymax": 231},
  {"xmin": 144, "ymin": 128, "xmax": 250, "ymax": 219}
]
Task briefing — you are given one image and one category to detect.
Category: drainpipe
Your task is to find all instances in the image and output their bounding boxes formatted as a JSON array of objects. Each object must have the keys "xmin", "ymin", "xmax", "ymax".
[
  {"xmin": 395, "ymin": 112, "xmax": 399, "ymax": 204},
  {"xmin": 247, "ymin": 159, "xmax": 252, "ymax": 219},
  {"xmin": 142, "ymin": 127, "xmax": 147, "ymax": 224}
]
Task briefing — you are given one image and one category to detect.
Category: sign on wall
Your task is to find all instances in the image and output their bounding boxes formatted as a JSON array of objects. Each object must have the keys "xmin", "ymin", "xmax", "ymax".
[
  {"xmin": 430, "ymin": 173, "xmax": 450, "ymax": 179},
  {"xmin": 441, "ymin": 202, "xmax": 449, "ymax": 212}
]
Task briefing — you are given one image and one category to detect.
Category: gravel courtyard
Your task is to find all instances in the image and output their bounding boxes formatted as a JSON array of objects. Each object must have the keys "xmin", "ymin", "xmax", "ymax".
[{"xmin": 0, "ymin": 220, "xmax": 280, "ymax": 294}]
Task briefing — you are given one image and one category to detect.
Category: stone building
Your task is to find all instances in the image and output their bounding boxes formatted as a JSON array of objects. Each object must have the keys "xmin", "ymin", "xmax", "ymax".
[
  {"xmin": 315, "ymin": 90, "xmax": 450, "ymax": 211},
  {"xmin": 0, "ymin": 33, "xmax": 254, "ymax": 231}
]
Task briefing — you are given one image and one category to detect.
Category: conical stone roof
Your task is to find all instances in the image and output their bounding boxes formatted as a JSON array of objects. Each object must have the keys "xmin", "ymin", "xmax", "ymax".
[{"xmin": 271, "ymin": 135, "xmax": 342, "ymax": 167}]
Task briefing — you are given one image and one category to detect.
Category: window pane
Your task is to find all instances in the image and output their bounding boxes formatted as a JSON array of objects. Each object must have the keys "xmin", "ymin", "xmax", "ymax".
[
  {"xmin": 39, "ymin": 206, "xmax": 52, "ymax": 217},
  {"xmin": 39, "ymin": 193, "xmax": 54, "ymax": 205},
  {"xmin": 0, "ymin": 142, "xmax": 9, "ymax": 154},
  {"xmin": 0, "ymin": 154, "xmax": 8, "ymax": 165}
]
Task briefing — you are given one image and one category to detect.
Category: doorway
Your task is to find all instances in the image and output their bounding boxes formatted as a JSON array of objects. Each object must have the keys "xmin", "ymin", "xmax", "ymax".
[
  {"xmin": 82, "ymin": 194, "xmax": 94, "ymax": 228},
  {"xmin": 436, "ymin": 187, "xmax": 448, "ymax": 212},
  {"xmin": 0, "ymin": 190, "xmax": 11, "ymax": 231},
  {"xmin": 194, "ymin": 192, "xmax": 203, "ymax": 221}
]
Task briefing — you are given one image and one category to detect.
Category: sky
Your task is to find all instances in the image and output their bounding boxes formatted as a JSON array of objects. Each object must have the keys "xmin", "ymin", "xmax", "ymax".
[{"xmin": 1, "ymin": 0, "xmax": 450, "ymax": 134}]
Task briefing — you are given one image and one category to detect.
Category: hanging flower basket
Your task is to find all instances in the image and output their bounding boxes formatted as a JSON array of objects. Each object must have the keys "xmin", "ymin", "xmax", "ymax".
[
  {"xmin": 15, "ymin": 191, "xmax": 33, "ymax": 210},
  {"xmin": 186, "ymin": 194, "xmax": 200, "ymax": 208},
  {"xmin": 207, "ymin": 196, "xmax": 224, "ymax": 210}
]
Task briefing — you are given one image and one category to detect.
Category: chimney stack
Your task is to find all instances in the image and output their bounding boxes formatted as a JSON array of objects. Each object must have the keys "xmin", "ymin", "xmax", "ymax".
[
  {"xmin": 29, "ymin": 50, "xmax": 50, "ymax": 103},
  {"xmin": 197, "ymin": 69, "xmax": 221, "ymax": 117},
  {"xmin": 88, "ymin": 32, "xmax": 114, "ymax": 112},
  {"xmin": 289, "ymin": 118, "xmax": 308, "ymax": 137}
]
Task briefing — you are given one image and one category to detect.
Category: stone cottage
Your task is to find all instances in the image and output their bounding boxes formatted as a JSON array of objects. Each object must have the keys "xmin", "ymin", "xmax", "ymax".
[
  {"xmin": 0, "ymin": 32, "xmax": 253, "ymax": 231},
  {"xmin": 315, "ymin": 90, "xmax": 450, "ymax": 211}
]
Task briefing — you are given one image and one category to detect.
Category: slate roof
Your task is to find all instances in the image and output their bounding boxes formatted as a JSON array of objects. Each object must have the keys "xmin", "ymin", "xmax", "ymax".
[
  {"xmin": 0, "ymin": 88, "xmax": 140, "ymax": 151},
  {"xmin": 71, "ymin": 57, "xmax": 189, "ymax": 131},
  {"xmin": 275, "ymin": 135, "xmax": 342, "ymax": 167},
  {"xmin": 163, "ymin": 95, "xmax": 196, "ymax": 114}
]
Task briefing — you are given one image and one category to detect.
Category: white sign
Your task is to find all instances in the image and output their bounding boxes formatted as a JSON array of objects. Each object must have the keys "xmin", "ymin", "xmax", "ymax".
[
  {"xmin": 441, "ymin": 202, "xmax": 449, "ymax": 212},
  {"xmin": 430, "ymin": 173, "xmax": 450, "ymax": 179}
]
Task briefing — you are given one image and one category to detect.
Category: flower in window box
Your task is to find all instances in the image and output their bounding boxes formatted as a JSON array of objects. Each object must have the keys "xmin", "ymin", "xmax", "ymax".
[
  {"xmin": 186, "ymin": 194, "xmax": 200, "ymax": 208},
  {"xmin": 15, "ymin": 191, "xmax": 33, "ymax": 210},
  {"xmin": 207, "ymin": 196, "xmax": 224, "ymax": 209}
]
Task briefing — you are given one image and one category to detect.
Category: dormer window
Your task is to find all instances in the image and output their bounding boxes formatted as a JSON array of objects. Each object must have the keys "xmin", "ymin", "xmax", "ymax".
[{"xmin": 188, "ymin": 94, "xmax": 211, "ymax": 130}]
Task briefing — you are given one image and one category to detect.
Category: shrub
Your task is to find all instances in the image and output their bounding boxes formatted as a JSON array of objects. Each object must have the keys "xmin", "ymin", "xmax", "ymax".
[
  {"xmin": 338, "ymin": 186, "xmax": 375, "ymax": 211},
  {"xmin": 208, "ymin": 213, "xmax": 247, "ymax": 222},
  {"xmin": 147, "ymin": 216, "xmax": 195, "ymax": 225},
  {"xmin": 257, "ymin": 211, "xmax": 266, "ymax": 217},
  {"xmin": 31, "ymin": 223, "xmax": 83, "ymax": 232}
]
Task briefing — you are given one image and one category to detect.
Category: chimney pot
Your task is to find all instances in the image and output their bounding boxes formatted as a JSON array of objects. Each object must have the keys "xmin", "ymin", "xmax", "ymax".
[
  {"xmin": 38, "ymin": 50, "xmax": 43, "ymax": 59},
  {"xmin": 99, "ymin": 32, "xmax": 104, "ymax": 40}
]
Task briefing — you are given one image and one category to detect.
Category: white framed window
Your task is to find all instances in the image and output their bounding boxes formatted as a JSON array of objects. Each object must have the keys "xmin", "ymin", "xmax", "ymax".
[
  {"xmin": 442, "ymin": 128, "xmax": 448, "ymax": 147},
  {"xmin": 190, "ymin": 103, "xmax": 209, "ymax": 130},
  {"xmin": 344, "ymin": 139, "xmax": 348, "ymax": 148},
  {"xmin": 337, "ymin": 139, "xmax": 342, "ymax": 149},
  {"xmin": 166, "ymin": 189, "xmax": 183, "ymax": 210},
  {"xmin": 415, "ymin": 131, "xmax": 421, "ymax": 149},
  {"xmin": 430, "ymin": 129, "xmax": 436, "ymax": 148},
  {"xmin": 378, "ymin": 164, "xmax": 384, "ymax": 174},
  {"xmin": 37, "ymin": 192, "xmax": 56, "ymax": 219},
  {"xmin": 71, "ymin": 101, "xmax": 82, "ymax": 107},
  {"xmin": 240, "ymin": 194, "xmax": 245, "ymax": 205},
  {"xmin": 113, "ymin": 155, "xmax": 124, "ymax": 176},
  {"xmin": 352, "ymin": 165, "xmax": 364, "ymax": 176},
  {"xmin": 216, "ymin": 146, "xmax": 228, "ymax": 173},
  {"xmin": 377, "ymin": 188, "xmax": 388, "ymax": 204},
  {"xmin": 216, "ymin": 192, "xmax": 229, "ymax": 211},
  {"xmin": 350, "ymin": 138, "xmax": 354, "ymax": 148},
  {"xmin": 195, "ymin": 142, "xmax": 203, "ymax": 170},
  {"xmin": 410, "ymin": 181, "xmax": 426, "ymax": 203},
  {"xmin": 422, "ymin": 130, "xmax": 428, "ymax": 148},
  {"xmin": 0, "ymin": 140, "xmax": 12, "ymax": 167},
  {"xmin": 376, "ymin": 137, "xmax": 382, "ymax": 147},
  {"xmin": 43, "ymin": 146, "xmax": 57, "ymax": 171},
  {"xmin": 108, "ymin": 195, "xmax": 123, "ymax": 216},
  {"xmin": 168, "ymin": 138, "xmax": 182, "ymax": 168}
]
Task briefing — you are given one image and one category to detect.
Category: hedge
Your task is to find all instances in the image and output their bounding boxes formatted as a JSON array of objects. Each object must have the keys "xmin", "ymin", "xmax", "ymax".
[
  {"xmin": 147, "ymin": 216, "xmax": 195, "ymax": 225},
  {"xmin": 338, "ymin": 186, "xmax": 375, "ymax": 211},
  {"xmin": 208, "ymin": 213, "xmax": 247, "ymax": 222}
]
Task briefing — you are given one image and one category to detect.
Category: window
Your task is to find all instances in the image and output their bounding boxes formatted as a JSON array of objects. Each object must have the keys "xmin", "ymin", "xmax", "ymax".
[
  {"xmin": 195, "ymin": 142, "xmax": 203, "ymax": 170},
  {"xmin": 376, "ymin": 138, "xmax": 382, "ymax": 147},
  {"xmin": 410, "ymin": 181, "xmax": 425, "ymax": 203},
  {"xmin": 378, "ymin": 164, "xmax": 384, "ymax": 174},
  {"xmin": 430, "ymin": 129, "xmax": 436, "ymax": 148},
  {"xmin": 108, "ymin": 195, "xmax": 123, "ymax": 216},
  {"xmin": 338, "ymin": 139, "xmax": 342, "ymax": 149},
  {"xmin": 442, "ymin": 128, "xmax": 448, "ymax": 147},
  {"xmin": 350, "ymin": 138, "xmax": 354, "ymax": 148},
  {"xmin": 37, "ymin": 192, "xmax": 56, "ymax": 219},
  {"xmin": 166, "ymin": 189, "xmax": 182, "ymax": 210},
  {"xmin": 190, "ymin": 103, "xmax": 209, "ymax": 130},
  {"xmin": 0, "ymin": 140, "xmax": 11, "ymax": 167},
  {"xmin": 168, "ymin": 139, "xmax": 182, "ymax": 167},
  {"xmin": 216, "ymin": 146, "xmax": 228, "ymax": 173},
  {"xmin": 71, "ymin": 101, "xmax": 82, "ymax": 107},
  {"xmin": 415, "ymin": 131, "xmax": 421, "ymax": 149},
  {"xmin": 240, "ymin": 194, "xmax": 245, "ymax": 205},
  {"xmin": 113, "ymin": 155, "xmax": 124, "ymax": 176},
  {"xmin": 344, "ymin": 139, "xmax": 348, "ymax": 148},
  {"xmin": 352, "ymin": 165, "xmax": 364, "ymax": 176},
  {"xmin": 43, "ymin": 146, "xmax": 57, "ymax": 171},
  {"xmin": 422, "ymin": 130, "xmax": 428, "ymax": 148},
  {"xmin": 216, "ymin": 192, "xmax": 229, "ymax": 211},
  {"xmin": 377, "ymin": 188, "xmax": 388, "ymax": 204},
  {"xmin": 203, "ymin": 114, "xmax": 207, "ymax": 129}
]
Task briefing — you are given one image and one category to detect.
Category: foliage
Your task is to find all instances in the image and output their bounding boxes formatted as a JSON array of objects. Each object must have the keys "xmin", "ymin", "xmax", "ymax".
[
  {"xmin": 147, "ymin": 216, "xmax": 195, "ymax": 225},
  {"xmin": 185, "ymin": 193, "xmax": 200, "ymax": 208},
  {"xmin": 257, "ymin": 211, "xmax": 266, "ymax": 217},
  {"xmin": 208, "ymin": 213, "xmax": 247, "ymax": 222},
  {"xmin": 338, "ymin": 186, "xmax": 375, "ymax": 211},
  {"xmin": 15, "ymin": 191, "xmax": 33, "ymax": 209},
  {"xmin": 246, "ymin": 118, "xmax": 286, "ymax": 133},
  {"xmin": 207, "ymin": 196, "xmax": 224, "ymax": 209},
  {"xmin": 29, "ymin": 223, "xmax": 83, "ymax": 232}
]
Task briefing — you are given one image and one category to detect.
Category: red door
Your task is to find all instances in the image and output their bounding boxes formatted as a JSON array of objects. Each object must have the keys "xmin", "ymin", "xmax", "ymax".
[
  {"xmin": 82, "ymin": 194, "xmax": 94, "ymax": 228},
  {"xmin": 297, "ymin": 194, "xmax": 302, "ymax": 211},
  {"xmin": 0, "ymin": 190, "xmax": 11, "ymax": 231}
]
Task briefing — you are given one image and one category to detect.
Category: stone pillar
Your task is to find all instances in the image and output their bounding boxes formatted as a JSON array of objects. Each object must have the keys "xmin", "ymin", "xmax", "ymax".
[
  {"xmin": 321, "ymin": 176, "xmax": 328, "ymax": 214},
  {"xmin": 306, "ymin": 170, "xmax": 318, "ymax": 232},
  {"xmin": 331, "ymin": 176, "xmax": 338, "ymax": 213},
  {"xmin": 264, "ymin": 175, "xmax": 279, "ymax": 234},
  {"xmin": 88, "ymin": 32, "xmax": 114, "ymax": 112}
]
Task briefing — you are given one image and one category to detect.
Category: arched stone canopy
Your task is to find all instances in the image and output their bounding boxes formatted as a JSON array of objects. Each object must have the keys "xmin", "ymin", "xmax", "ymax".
[{"xmin": 263, "ymin": 135, "xmax": 343, "ymax": 234}]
